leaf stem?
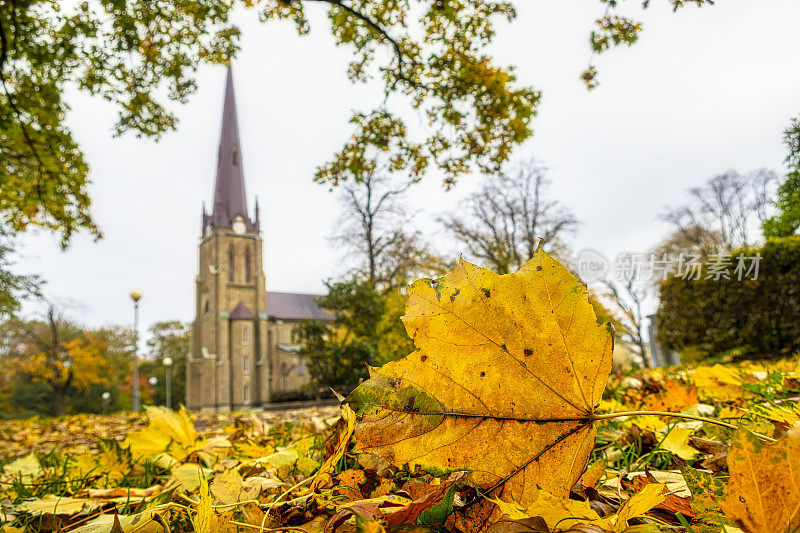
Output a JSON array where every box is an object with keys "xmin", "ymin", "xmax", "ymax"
[{"xmin": 592, "ymin": 410, "xmax": 776, "ymax": 443}]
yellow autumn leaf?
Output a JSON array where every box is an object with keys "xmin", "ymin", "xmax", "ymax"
[
  {"xmin": 16, "ymin": 495, "xmax": 102, "ymax": 516},
  {"xmin": 720, "ymin": 427, "xmax": 800, "ymax": 533},
  {"xmin": 486, "ymin": 497, "xmax": 530, "ymax": 520},
  {"xmin": 69, "ymin": 510, "xmax": 165, "ymax": 533},
  {"xmin": 66, "ymin": 445, "xmax": 131, "ymax": 485},
  {"xmin": 611, "ymin": 483, "xmax": 666, "ymax": 532},
  {"xmin": 3, "ymin": 453, "xmax": 42, "ymax": 481},
  {"xmin": 495, "ymin": 489, "xmax": 611, "ymax": 531},
  {"xmin": 171, "ymin": 464, "xmax": 213, "ymax": 492},
  {"xmin": 125, "ymin": 406, "xmax": 200, "ymax": 461},
  {"xmin": 659, "ymin": 427, "xmax": 701, "ymax": 460},
  {"xmin": 489, "ymin": 484, "xmax": 664, "ymax": 533},
  {"xmin": 311, "ymin": 404, "xmax": 355, "ymax": 491},
  {"xmin": 210, "ymin": 469, "xmax": 244, "ymax": 506},
  {"xmin": 192, "ymin": 477, "xmax": 230, "ymax": 533},
  {"xmin": 347, "ymin": 252, "xmax": 614, "ymax": 509},
  {"xmin": 691, "ymin": 365, "xmax": 747, "ymax": 402}
]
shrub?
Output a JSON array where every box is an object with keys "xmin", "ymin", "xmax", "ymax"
[{"xmin": 656, "ymin": 236, "xmax": 800, "ymax": 359}]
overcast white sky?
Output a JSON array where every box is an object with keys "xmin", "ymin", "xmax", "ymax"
[{"xmin": 14, "ymin": 0, "xmax": 800, "ymax": 331}]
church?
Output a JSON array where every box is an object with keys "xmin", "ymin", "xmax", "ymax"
[{"xmin": 186, "ymin": 67, "xmax": 333, "ymax": 413}]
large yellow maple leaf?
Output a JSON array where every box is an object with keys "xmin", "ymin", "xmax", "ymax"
[{"xmin": 346, "ymin": 251, "xmax": 614, "ymax": 511}]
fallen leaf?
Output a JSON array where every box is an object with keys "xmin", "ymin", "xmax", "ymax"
[
  {"xmin": 687, "ymin": 436, "xmax": 728, "ymax": 456},
  {"xmin": 16, "ymin": 494, "xmax": 102, "ymax": 517},
  {"xmin": 67, "ymin": 445, "xmax": 131, "ymax": 485},
  {"xmin": 69, "ymin": 510, "xmax": 165, "ymax": 533},
  {"xmin": 416, "ymin": 482, "xmax": 459, "ymax": 526},
  {"xmin": 643, "ymin": 380, "xmax": 699, "ymax": 412},
  {"xmin": 691, "ymin": 366, "xmax": 747, "ymax": 402},
  {"xmin": 659, "ymin": 427, "xmax": 701, "ymax": 460},
  {"xmin": 76, "ymin": 486, "xmax": 162, "ymax": 500},
  {"xmin": 682, "ymin": 466, "xmax": 727, "ymax": 533},
  {"xmin": 170, "ymin": 464, "xmax": 213, "ymax": 492},
  {"xmin": 580, "ymin": 461, "xmax": 606, "ymax": 489},
  {"xmin": 484, "ymin": 517, "xmax": 548, "ymax": 533},
  {"xmin": 749, "ymin": 403, "xmax": 800, "ymax": 427},
  {"xmin": 347, "ymin": 253, "xmax": 614, "ymax": 515},
  {"xmin": 242, "ymin": 473, "xmax": 285, "ymax": 495},
  {"xmin": 125, "ymin": 406, "xmax": 200, "ymax": 461},
  {"xmin": 192, "ymin": 477, "xmax": 229, "ymax": 533},
  {"xmin": 491, "ymin": 489, "xmax": 611, "ymax": 532},
  {"xmin": 611, "ymin": 484, "xmax": 666, "ymax": 532},
  {"xmin": 3, "ymin": 453, "xmax": 41, "ymax": 481},
  {"xmin": 210, "ymin": 469, "xmax": 246, "ymax": 505},
  {"xmin": 312, "ymin": 404, "xmax": 355, "ymax": 491},
  {"xmin": 329, "ymin": 468, "xmax": 368, "ymax": 503},
  {"xmin": 627, "ymin": 476, "xmax": 693, "ymax": 518},
  {"xmin": 720, "ymin": 427, "xmax": 800, "ymax": 533},
  {"xmin": 327, "ymin": 473, "xmax": 464, "ymax": 530},
  {"xmin": 326, "ymin": 494, "xmax": 411, "ymax": 532}
]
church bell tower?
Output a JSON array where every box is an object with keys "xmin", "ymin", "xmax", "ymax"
[{"xmin": 187, "ymin": 66, "xmax": 270, "ymax": 412}]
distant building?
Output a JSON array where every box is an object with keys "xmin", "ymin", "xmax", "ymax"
[
  {"xmin": 186, "ymin": 67, "xmax": 333, "ymax": 413},
  {"xmin": 647, "ymin": 314, "xmax": 680, "ymax": 367}
]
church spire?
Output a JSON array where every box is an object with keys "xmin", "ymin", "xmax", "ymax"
[{"xmin": 210, "ymin": 65, "xmax": 252, "ymax": 230}]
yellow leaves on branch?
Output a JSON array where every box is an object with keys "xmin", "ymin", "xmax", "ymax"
[
  {"xmin": 346, "ymin": 251, "xmax": 614, "ymax": 516},
  {"xmin": 20, "ymin": 333, "xmax": 110, "ymax": 392},
  {"xmin": 721, "ymin": 426, "xmax": 800, "ymax": 533}
]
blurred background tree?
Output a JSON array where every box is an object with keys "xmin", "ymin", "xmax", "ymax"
[
  {"xmin": 334, "ymin": 169, "xmax": 450, "ymax": 294},
  {"xmin": 297, "ymin": 277, "xmax": 412, "ymax": 391},
  {"xmin": 660, "ymin": 169, "xmax": 776, "ymax": 253},
  {"xmin": 764, "ymin": 117, "xmax": 800, "ymax": 238},
  {"xmin": 0, "ymin": 306, "xmax": 111, "ymax": 416},
  {"xmin": 440, "ymin": 160, "xmax": 580, "ymax": 272},
  {"xmin": 140, "ymin": 321, "xmax": 189, "ymax": 408}
]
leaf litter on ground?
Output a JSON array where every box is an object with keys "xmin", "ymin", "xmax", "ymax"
[{"xmin": 0, "ymin": 251, "xmax": 799, "ymax": 533}]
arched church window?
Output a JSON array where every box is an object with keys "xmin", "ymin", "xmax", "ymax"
[
  {"xmin": 232, "ymin": 146, "xmax": 239, "ymax": 165},
  {"xmin": 245, "ymin": 247, "xmax": 252, "ymax": 283},
  {"xmin": 243, "ymin": 354, "xmax": 249, "ymax": 374},
  {"xmin": 242, "ymin": 325, "xmax": 249, "ymax": 345},
  {"xmin": 243, "ymin": 384, "xmax": 250, "ymax": 404},
  {"xmin": 228, "ymin": 245, "xmax": 235, "ymax": 282}
]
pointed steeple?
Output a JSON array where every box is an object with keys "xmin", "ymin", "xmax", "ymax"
[{"xmin": 210, "ymin": 66, "xmax": 252, "ymax": 230}]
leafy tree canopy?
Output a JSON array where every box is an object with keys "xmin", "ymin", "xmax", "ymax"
[
  {"xmin": 0, "ymin": 230, "xmax": 40, "ymax": 320},
  {"xmin": 764, "ymin": 117, "xmax": 800, "ymax": 238},
  {"xmin": 297, "ymin": 277, "xmax": 413, "ymax": 390},
  {"xmin": 0, "ymin": 0, "xmax": 541, "ymax": 247}
]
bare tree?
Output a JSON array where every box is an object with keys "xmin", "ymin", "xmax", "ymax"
[
  {"xmin": 661, "ymin": 169, "xmax": 777, "ymax": 252},
  {"xmin": 601, "ymin": 274, "xmax": 650, "ymax": 368},
  {"xmin": 440, "ymin": 160, "xmax": 579, "ymax": 274},
  {"xmin": 335, "ymin": 171, "xmax": 448, "ymax": 293},
  {"xmin": 652, "ymin": 224, "xmax": 725, "ymax": 262}
]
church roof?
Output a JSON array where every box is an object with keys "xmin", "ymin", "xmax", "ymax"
[
  {"xmin": 230, "ymin": 301, "xmax": 255, "ymax": 320},
  {"xmin": 206, "ymin": 66, "xmax": 257, "ymax": 232},
  {"xmin": 268, "ymin": 292, "xmax": 334, "ymax": 322}
]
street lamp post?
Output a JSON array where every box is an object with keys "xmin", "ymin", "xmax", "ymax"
[
  {"xmin": 130, "ymin": 290, "xmax": 142, "ymax": 412},
  {"xmin": 163, "ymin": 356, "xmax": 173, "ymax": 409},
  {"xmin": 101, "ymin": 391, "xmax": 111, "ymax": 414}
]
